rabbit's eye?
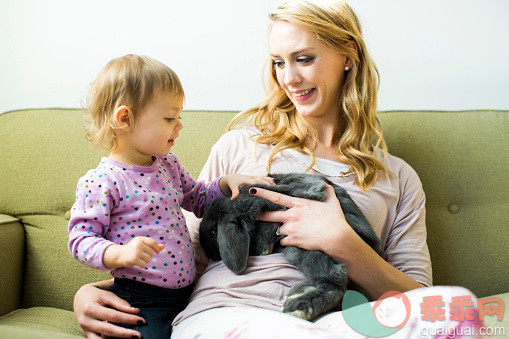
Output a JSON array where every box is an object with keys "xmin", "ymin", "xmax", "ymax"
[{"xmin": 211, "ymin": 226, "xmax": 217, "ymax": 236}]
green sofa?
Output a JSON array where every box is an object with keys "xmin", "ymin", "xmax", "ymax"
[{"xmin": 0, "ymin": 108, "xmax": 507, "ymax": 338}]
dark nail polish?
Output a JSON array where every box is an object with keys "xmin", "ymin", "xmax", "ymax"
[{"xmin": 249, "ymin": 188, "xmax": 257, "ymax": 195}]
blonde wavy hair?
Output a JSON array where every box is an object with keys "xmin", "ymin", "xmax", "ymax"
[
  {"xmin": 229, "ymin": 0, "xmax": 389, "ymax": 190},
  {"xmin": 85, "ymin": 54, "xmax": 184, "ymax": 151}
]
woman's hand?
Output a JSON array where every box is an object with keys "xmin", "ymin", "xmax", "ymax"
[
  {"xmin": 220, "ymin": 174, "xmax": 275, "ymax": 200},
  {"xmin": 73, "ymin": 280, "xmax": 144, "ymax": 338},
  {"xmin": 250, "ymin": 184, "xmax": 356, "ymax": 257},
  {"xmin": 249, "ymin": 185, "xmax": 425, "ymax": 300}
]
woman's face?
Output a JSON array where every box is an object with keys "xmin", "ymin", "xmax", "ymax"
[{"xmin": 270, "ymin": 20, "xmax": 348, "ymax": 124}]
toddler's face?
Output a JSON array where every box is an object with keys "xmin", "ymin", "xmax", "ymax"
[{"xmin": 128, "ymin": 91, "xmax": 183, "ymax": 160}]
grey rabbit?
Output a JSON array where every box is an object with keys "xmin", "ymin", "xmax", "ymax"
[{"xmin": 199, "ymin": 173, "xmax": 382, "ymax": 321}]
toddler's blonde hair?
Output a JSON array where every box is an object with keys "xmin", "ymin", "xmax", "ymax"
[{"xmin": 85, "ymin": 54, "xmax": 184, "ymax": 151}]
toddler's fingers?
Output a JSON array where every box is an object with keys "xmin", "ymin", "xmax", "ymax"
[
  {"xmin": 141, "ymin": 237, "xmax": 163, "ymax": 254},
  {"xmin": 230, "ymin": 187, "xmax": 240, "ymax": 201},
  {"xmin": 133, "ymin": 257, "xmax": 149, "ymax": 269},
  {"xmin": 249, "ymin": 176, "xmax": 274, "ymax": 186},
  {"xmin": 263, "ymin": 176, "xmax": 276, "ymax": 185},
  {"xmin": 139, "ymin": 251, "xmax": 153, "ymax": 264}
]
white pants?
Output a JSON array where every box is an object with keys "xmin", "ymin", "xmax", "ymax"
[{"xmin": 171, "ymin": 286, "xmax": 487, "ymax": 339}]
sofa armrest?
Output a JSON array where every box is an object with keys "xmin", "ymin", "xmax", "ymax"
[{"xmin": 0, "ymin": 215, "xmax": 25, "ymax": 317}]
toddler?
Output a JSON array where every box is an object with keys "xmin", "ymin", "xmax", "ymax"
[{"xmin": 68, "ymin": 54, "xmax": 272, "ymax": 338}]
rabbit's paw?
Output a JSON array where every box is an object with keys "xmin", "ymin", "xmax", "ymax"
[
  {"xmin": 283, "ymin": 281, "xmax": 343, "ymax": 321},
  {"xmin": 283, "ymin": 284, "xmax": 322, "ymax": 321}
]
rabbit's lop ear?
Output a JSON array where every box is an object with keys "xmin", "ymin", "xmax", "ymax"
[{"xmin": 217, "ymin": 220, "xmax": 250, "ymax": 274}]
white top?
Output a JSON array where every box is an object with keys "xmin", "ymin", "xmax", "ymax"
[{"xmin": 285, "ymin": 148, "xmax": 351, "ymax": 176}]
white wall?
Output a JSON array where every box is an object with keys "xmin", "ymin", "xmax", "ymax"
[{"xmin": 1, "ymin": 0, "xmax": 508, "ymax": 114}]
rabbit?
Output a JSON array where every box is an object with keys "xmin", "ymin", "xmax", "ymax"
[{"xmin": 199, "ymin": 173, "xmax": 383, "ymax": 321}]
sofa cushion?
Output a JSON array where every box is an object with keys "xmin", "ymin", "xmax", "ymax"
[
  {"xmin": 0, "ymin": 215, "xmax": 24, "ymax": 316},
  {"xmin": 0, "ymin": 307, "xmax": 83, "ymax": 338},
  {"xmin": 21, "ymin": 214, "xmax": 110, "ymax": 310}
]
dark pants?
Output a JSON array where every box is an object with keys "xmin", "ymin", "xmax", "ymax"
[{"xmin": 108, "ymin": 278, "xmax": 194, "ymax": 339}]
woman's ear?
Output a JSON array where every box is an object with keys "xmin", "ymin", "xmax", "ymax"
[
  {"xmin": 345, "ymin": 40, "xmax": 358, "ymax": 69},
  {"xmin": 113, "ymin": 106, "xmax": 133, "ymax": 131}
]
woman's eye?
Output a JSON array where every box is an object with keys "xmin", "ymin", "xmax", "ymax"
[
  {"xmin": 297, "ymin": 56, "xmax": 314, "ymax": 64},
  {"xmin": 272, "ymin": 60, "xmax": 285, "ymax": 68}
]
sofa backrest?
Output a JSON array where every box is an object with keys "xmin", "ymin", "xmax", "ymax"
[
  {"xmin": 0, "ymin": 109, "xmax": 507, "ymax": 311},
  {"xmin": 379, "ymin": 110, "xmax": 508, "ymax": 298}
]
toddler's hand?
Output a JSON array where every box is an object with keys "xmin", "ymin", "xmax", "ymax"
[
  {"xmin": 103, "ymin": 236, "xmax": 165, "ymax": 269},
  {"xmin": 220, "ymin": 174, "xmax": 275, "ymax": 200}
]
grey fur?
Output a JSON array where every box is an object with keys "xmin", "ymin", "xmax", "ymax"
[{"xmin": 199, "ymin": 173, "xmax": 382, "ymax": 321}]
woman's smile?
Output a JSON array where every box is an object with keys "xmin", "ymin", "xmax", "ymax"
[{"xmin": 292, "ymin": 88, "xmax": 316, "ymax": 102}]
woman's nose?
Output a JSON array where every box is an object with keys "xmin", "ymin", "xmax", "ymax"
[
  {"xmin": 176, "ymin": 120, "xmax": 183, "ymax": 131},
  {"xmin": 283, "ymin": 64, "xmax": 301, "ymax": 87}
]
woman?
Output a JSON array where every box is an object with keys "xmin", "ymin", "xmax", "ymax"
[{"xmin": 74, "ymin": 1, "xmax": 480, "ymax": 338}]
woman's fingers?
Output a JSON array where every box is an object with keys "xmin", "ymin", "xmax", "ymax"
[
  {"xmin": 74, "ymin": 283, "xmax": 144, "ymax": 338},
  {"xmin": 83, "ymin": 330, "xmax": 102, "ymax": 339},
  {"xmin": 228, "ymin": 175, "xmax": 273, "ymax": 201},
  {"xmin": 98, "ymin": 292, "xmax": 140, "ymax": 315},
  {"xmin": 249, "ymin": 187, "xmax": 297, "ymax": 208},
  {"xmin": 84, "ymin": 319, "xmax": 139, "ymax": 338},
  {"xmin": 252, "ymin": 184, "xmax": 349, "ymax": 253},
  {"xmin": 79, "ymin": 304, "xmax": 142, "ymax": 338},
  {"xmin": 90, "ymin": 300, "xmax": 142, "ymax": 337},
  {"xmin": 258, "ymin": 210, "xmax": 289, "ymax": 223},
  {"xmin": 91, "ymin": 298, "xmax": 140, "ymax": 324}
]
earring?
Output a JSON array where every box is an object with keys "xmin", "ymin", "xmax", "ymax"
[{"xmin": 344, "ymin": 66, "xmax": 349, "ymax": 71}]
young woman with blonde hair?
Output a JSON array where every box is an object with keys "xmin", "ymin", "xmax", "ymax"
[{"xmin": 73, "ymin": 2, "xmax": 481, "ymax": 338}]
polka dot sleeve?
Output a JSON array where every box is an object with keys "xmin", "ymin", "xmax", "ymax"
[
  {"xmin": 166, "ymin": 154, "xmax": 223, "ymax": 218},
  {"xmin": 68, "ymin": 168, "xmax": 120, "ymax": 270}
]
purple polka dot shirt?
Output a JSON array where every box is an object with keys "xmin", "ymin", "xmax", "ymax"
[{"xmin": 68, "ymin": 154, "xmax": 223, "ymax": 288}]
